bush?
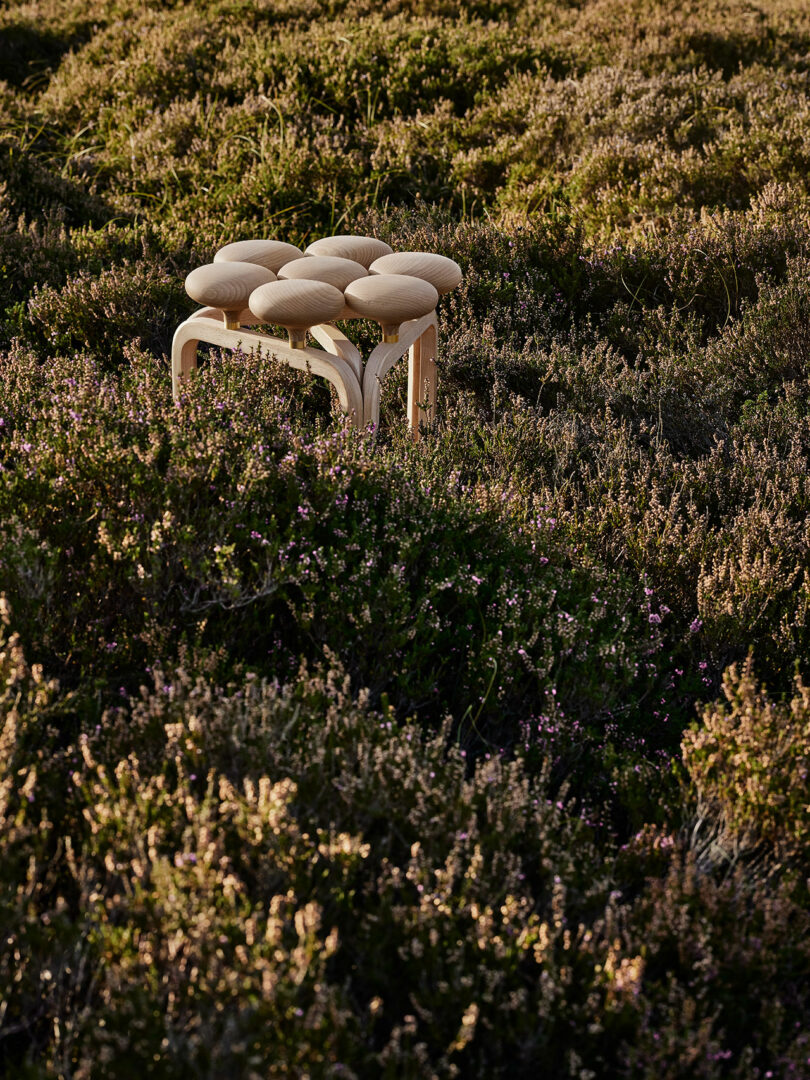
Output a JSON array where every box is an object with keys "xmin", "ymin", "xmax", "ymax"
[
  {"xmin": 3, "ymin": 636, "xmax": 809, "ymax": 1077},
  {"xmin": 4, "ymin": 0, "xmax": 810, "ymax": 1072},
  {"xmin": 0, "ymin": 345, "xmax": 667, "ymax": 758},
  {"xmin": 683, "ymin": 660, "xmax": 810, "ymax": 875},
  {"xmin": 24, "ymin": 261, "xmax": 189, "ymax": 364}
]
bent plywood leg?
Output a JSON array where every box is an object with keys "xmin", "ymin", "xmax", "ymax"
[
  {"xmin": 172, "ymin": 321, "xmax": 202, "ymax": 399},
  {"xmin": 308, "ymin": 323, "xmax": 363, "ymax": 385},
  {"xmin": 172, "ymin": 317, "xmax": 363, "ymax": 425},
  {"xmin": 407, "ymin": 315, "xmax": 438, "ymax": 437},
  {"xmin": 407, "ymin": 332, "xmax": 421, "ymax": 433},
  {"xmin": 362, "ymin": 311, "xmax": 436, "ymax": 429},
  {"xmin": 417, "ymin": 320, "xmax": 438, "ymax": 428}
]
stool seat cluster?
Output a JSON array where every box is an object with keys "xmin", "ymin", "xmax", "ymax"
[{"xmin": 172, "ymin": 233, "xmax": 462, "ymax": 433}]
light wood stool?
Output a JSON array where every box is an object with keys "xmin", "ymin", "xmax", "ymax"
[{"xmin": 171, "ymin": 237, "xmax": 458, "ymax": 436}]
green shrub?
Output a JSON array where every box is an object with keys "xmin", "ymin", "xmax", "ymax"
[
  {"xmin": 23, "ymin": 261, "xmax": 188, "ymax": 363},
  {"xmin": 683, "ymin": 660, "xmax": 810, "ymax": 872},
  {"xmin": 2, "ymin": 636, "xmax": 809, "ymax": 1077},
  {"xmin": 0, "ymin": 345, "xmax": 666, "ymax": 755}
]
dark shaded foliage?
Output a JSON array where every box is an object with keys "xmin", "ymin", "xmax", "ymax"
[{"xmin": 2, "ymin": 0, "xmax": 810, "ymax": 1074}]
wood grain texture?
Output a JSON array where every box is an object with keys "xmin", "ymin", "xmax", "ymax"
[
  {"xmin": 304, "ymin": 234, "xmax": 393, "ymax": 268},
  {"xmin": 369, "ymin": 251, "xmax": 462, "ymax": 294},
  {"xmin": 185, "ymin": 262, "xmax": 277, "ymax": 312},
  {"xmin": 362, "ymin": 312, "xmax": 437, "ymax": 428},
  {"xmin": 309, "ymin": 323, "xmax": 363, "ymax": 383},
  {"xmin": 278, "ymin": 255, "xmax": 368, "ymax": 291},
  {"xmin": 408, "ymin": 320, "xmax": 437, "ymax": 432},
  {"xmin": 343, "ymin": 274, "xmax": 438, "ymax": 325},
  {"xmin": 248, "ymin": 279, "xmax": 345, "ymax": 328},
  {"xmin": 214, "ymin": 239, "xmax": 305, "ymax": 273}
]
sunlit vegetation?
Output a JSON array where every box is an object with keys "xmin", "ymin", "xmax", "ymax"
[{"xmin": 2, "ymin": 0, "xmax": 810, "ymax": 1075}]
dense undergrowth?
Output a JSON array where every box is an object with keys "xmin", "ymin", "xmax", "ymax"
[{"xmin": 1, "ymin": 0, "xmax": 810, "ymax": 1075}]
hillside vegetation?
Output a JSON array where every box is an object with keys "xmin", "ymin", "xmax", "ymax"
[{"xmin": 2, "ymin": 0, "xmax": 810, "ymax": 1075}]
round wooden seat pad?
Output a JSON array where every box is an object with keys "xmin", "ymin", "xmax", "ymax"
[
  {"xmin": 248, "ymin": 279, "xmax": 346, "ymax": 329},
  {"xmin": 185, "ymin": 262, "xmax": 278, "ymax": 318},
  {"xmin": 305, "ymin": 234, "xmax": 394, "ymax": 269},
  {"xmin": 214, "ymin": 239, "xmax": 306, "ymax": 274},
  {"xmin": 278, "ymin": 255, "xmax": 368, "ymax": 291},
  {"xmin": 343, "ymin": 274, "xmax": 439, "ymax": 323},
  {"xmin": 369, "ymin": 251, "xmax": 462, "ymax": 294}
]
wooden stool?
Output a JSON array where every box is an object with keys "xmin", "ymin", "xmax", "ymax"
[{"xmin": 171, "ymin": 237, "xmax": 458, "ymax": 436}]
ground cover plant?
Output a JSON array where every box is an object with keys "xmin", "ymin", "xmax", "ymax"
[{"xmin": 2, "ymin": 0, "xmax": 810, "ymax": 1075}]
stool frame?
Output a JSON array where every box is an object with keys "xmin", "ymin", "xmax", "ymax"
[{"xmin": 171, "ymin": 307, "xmax": 438, "ymax": 435}]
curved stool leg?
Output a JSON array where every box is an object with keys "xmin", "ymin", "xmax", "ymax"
[
  {"xmin": 172, "ymin": 321, "xmax": 201, "ymax": 399},
  {"xmin": 362, "ymin": 311, "xmax": 437, "ymax": 431},
  {"xmin": 172, "ymin": 316, "xmax": 363, "ymax": 426},
  {"xmin": 407, "ymin": 332, "xmax": 421, "ymax": 431},
  {"xmin": 420, "ymin": 320, "xmax": 438, "ymax": 425},
  {"xmin": 407, "ymin": 319, "xmax": 437, "ymax": 435},
  {"xmin": 308, "ymin": 323, "xmax": 363, "ymax": 385}
]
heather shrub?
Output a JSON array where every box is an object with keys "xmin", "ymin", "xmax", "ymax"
[
  {"xmin": 23, "ymin": 260, "xmax": 188, "ymax": 363},
  {"xmin": 17, "ymin": 0, "xmax": 809, "ymax": 236},
  {"xmin": 0, "ymin": 607, "xmax": 82, "ymax": 1077},
  {"xmin": 0, "ymin": 215, "xmax": 184, "ymax": 324},
  {"xmin": 361, "ymin": 192, "xmax": 810, "ymax": 433},
  {"xmin": 0, "ymin": 346, "xmax": 665, "ymax": 750},
  {"xmin": 0, "ymin": 627, "xmax": 351, "ymax": 1078},
  {"xmin": 453, "ymin": 60, "xmax": 810, "ymax": 228},
  {"xmin": 3, "ymin": 636, "xmax": 810, "ymax": 1077},
  {"xmin": 5, "ymin": 0, "xmax": 810, "ymax": 1071},
  {"xmin": 357, "ymin": 206, "xmax": 810, "ymax": 693},
  {"xmin": 0, "ymin": 139, "xmax": 109, "ymax": 230},
  {"xmin": 683, "ymin": 661, "xmax": 810, "ymax": 873},
  {"xmin": 0, "ymin": 208, "xmax": 76, "ymax": 316},
  {"xmin": 389, "ymin": 383, "xmax": 810, "ymax": 708},
  {"xmin": 702, "ymin": 253, "xmax": 810, "ymax": 394},
  {"xmin": 68, "ymin": 664, "xmax": 613, "ymax": 1078},
  {"xmin": 618, "ymin": 844, "xmax": 810, "ymax": 1079}
]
